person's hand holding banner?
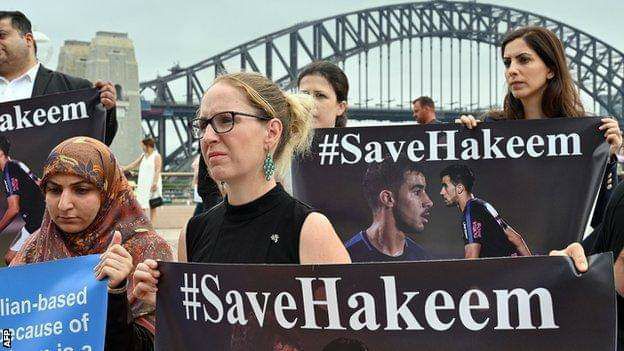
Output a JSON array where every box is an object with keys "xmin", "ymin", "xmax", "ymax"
[
  {"xmin": 454, "ymin": 114, "xmax": 480, "ymax": 129},
  {"xmin": 95, "ymin": 231, "xmax": 133, "ymax": 289},
  {"xmin": 133, "ymin": 258, "xmax": 160, "ymax": 307},
  {"xmin": 549, "ymin": 242, "xmax": 588, "ymax": 272},
  {"xmin": 613, "ymin": 247, "xmax": 624, "ymax": 296},
  {"xmin": 598, "ymin": 117, "xmax": 623, "ymax": 156},
  {"xmin": 94, "ymin": 80, "xmax": 117, "ymax": 110}
]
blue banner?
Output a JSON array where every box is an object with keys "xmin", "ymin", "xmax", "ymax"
[{"xmin": 0, "ymin": 255, "xmax": 107, "ymax": 351}]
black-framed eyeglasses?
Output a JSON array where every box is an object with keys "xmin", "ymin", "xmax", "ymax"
[{"xmin": 191, "ymin": 111, "xmax": 272, "ymax": 139}]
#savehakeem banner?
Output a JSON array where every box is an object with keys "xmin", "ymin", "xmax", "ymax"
[
  {"xmin": 155, "ymin": 254, "xmax": 616, "ymax": 350},
  {"xmin": 0, "ymin": 255, "xmax": 108, "ymax": 351},
  {"xmin": 292, "ymin": 118, "xmax": 609, "ymax": 261},
  {"xmin": 0, "ymin": 88, "xmax": 106, "ymax": 177}
]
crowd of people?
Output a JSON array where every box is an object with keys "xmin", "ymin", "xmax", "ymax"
[{"xmin": 1, "ymin": 10, "xmax": 623, "ymax": 350}]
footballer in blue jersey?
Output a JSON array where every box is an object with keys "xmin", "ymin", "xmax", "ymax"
[
  {"xmin": 439, "ymin": 164, "xmax": 531, "ymax": 258},
  {"xmin": 345, "ymin": 155, "xmax": 433, "ymax": 262},
  {"xmin": 0, "ymin": 136, "xmax": 45, "ymax": 264}
]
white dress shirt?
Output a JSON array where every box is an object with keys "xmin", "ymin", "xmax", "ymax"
[{"xmin": 0, "ymin": 62, "xmax": 41, "ymax": 103}]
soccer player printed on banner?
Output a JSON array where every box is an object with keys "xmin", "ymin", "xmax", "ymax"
[
  {"xmin": 0, "ymin": 135, "xmax": 44, "ymax": 265},
  {"xmin": 345, "ymin": 155, "xmax": 433, "ymax": 262},
  {"xmin": 322, "ymin": 337, "xmax": 369, "ymax": 351},
  {"xmin": 439, "ymin": 164, "xmax": 531, "ymax": 259}
]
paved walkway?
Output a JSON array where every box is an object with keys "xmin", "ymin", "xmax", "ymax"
[{"xmin": 152, "ymin": 205, "xmax": 196, "ymax": 260}]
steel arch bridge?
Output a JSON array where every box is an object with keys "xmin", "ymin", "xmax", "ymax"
[{"xmin": 140, "ymin": 0, "xmax": 624, "ymax": 169}]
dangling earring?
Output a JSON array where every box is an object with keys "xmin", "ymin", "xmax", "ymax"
[{"xmin": 263, "ymin": 152, "xmax": 275, "ymax": 181}]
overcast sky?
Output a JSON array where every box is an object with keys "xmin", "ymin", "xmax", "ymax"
[{"xmin": 5, "ymin": 0, "xmax": 623, "ymax": 84}]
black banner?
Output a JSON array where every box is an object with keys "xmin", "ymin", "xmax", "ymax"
[
  {"xmin": 292, "ymin": 119, "xmax": 609, "ymax": 260},
  {"xmin": 0, "ymin": 88, "xmax": 106, "ymax": 176},
  {"xmin": 155, "ymin": 254, "xmax": 616, "ymax": 350},
  {"xmin": 0, "ymin": 89, "xmax": 106, "ymax": 263}
]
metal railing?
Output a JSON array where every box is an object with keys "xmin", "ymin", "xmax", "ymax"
[{"xmin": 126, "ymin": 172, "xmax": 195, "ymax": 204}]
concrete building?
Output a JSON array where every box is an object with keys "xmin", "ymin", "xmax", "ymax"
[
  {"xmin": 57, "ymin": 40, "xmax": 90, "ymax": 78},
  {"xmin": 57, "ymin": 32, "xmax": 143, "ymax": 165}
]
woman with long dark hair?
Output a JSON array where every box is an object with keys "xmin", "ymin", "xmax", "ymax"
[
  {"xmin": 458, "ymin": 25, "xmax": 623, "ymax": 349},
  {"xmin": 457, "ymin": 26, "xmax": 621, "ymax": 223},
  {"xmin": 457, "ymin": 26, "xmax": 621, "ymax": 150}
]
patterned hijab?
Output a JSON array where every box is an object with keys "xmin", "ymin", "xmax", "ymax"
[{"xmin": 11, "ymin": 136, "xmax": 172, "ymax": 332}]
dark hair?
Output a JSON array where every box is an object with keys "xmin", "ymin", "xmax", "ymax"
[
  {"xmin": 412, "ymin": 96, "xmax": 435, "ymax": 110},
  {"xmin": 0, "ymin": 11, "xmax": 32, "ymax": 35},
  {"xmin": 297, "ymin": 61, "xmax": 349, "ymax": 127},
  {"xmin": 363, "ymin": 155, "xmax": 423, "ymax": 211},
  {"xmin": 494, "ymin": 26, "xmax": 584, "ymax": 119},
  {"xmin": 0, "ymin": 11, "xmax": 36, "ymax": 53},
  {"xmin": 323, "ymin": 337, "xmax": 369, "ymax": 351},
  {"xmin": 440, "ymin": 164, "xmax": 475, "ymax": 192},
  {"xmin": 141, "ymin": 137, "xmax": 156, "ymax": 148},
  {"xmin": 0, "ymin": 136, "xmax": 10, "ymax": 156}
]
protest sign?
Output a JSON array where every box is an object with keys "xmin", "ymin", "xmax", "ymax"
[
  {"xmin": 0, "ymin": 255, "xmax": 108, "ymax": 351},
  {"xmin": 0, "ymin": 88, "xmax": 106, "ymax": 177},
  {"xmin": 292, "ymin": 119, "xmax": 609, "ymax": 261},
  {"xmin": 156, "ymin": 254, "xmax": 616, "ymax": 350}
]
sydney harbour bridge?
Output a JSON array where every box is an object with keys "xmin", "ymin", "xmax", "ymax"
[{"xmin": 138, "ymin": 1, "xmax": 624, "ymax": 170}]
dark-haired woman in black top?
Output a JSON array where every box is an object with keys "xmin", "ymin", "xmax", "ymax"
[{"xmin": 456, "ymin": 26, "xmax": 622, "ymax": 226}]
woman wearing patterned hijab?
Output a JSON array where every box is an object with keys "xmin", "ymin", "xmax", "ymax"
[{"xmin": 11, "ymin": 136, "xmax": 172, "ymax": 351}]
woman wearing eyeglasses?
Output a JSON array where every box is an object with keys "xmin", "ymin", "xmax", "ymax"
[{"xmin": 133, "ymin": 71, "xmax": 350, "ymax": 306}]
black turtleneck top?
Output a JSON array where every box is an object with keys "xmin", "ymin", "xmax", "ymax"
[{"xmin": 185, "ymin": 184, "xmax": 314, "ymax": 264}]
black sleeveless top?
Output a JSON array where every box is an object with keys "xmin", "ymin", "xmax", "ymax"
[{"xmin": 186, "ymin": 184, "xmax": 314, "ymax": 264}]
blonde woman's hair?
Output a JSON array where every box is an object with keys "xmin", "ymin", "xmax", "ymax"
[{"xmin": 214, "ymin": 72, "xmax": 314, "ymax": 177}]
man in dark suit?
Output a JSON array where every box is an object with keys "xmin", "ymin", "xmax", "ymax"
[
  {"xmin": 0, "ymin": 11, "xmax": 118, "ymax": 263},
  {"xmin": 0, "ymin": 11, "xmax": 117, "ymax": 145}
]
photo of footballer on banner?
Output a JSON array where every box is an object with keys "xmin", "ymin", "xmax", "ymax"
[
  {"xmin": 439, "ymin": 164, "xmax": 532, "ymax": 259},
  {"xmin": 292, "ymin": 118, "xmax": 610, "ymax": 261},
  {"xmin": 0, "ymin": 89, "xmax": 106, "ymax": 266}
]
